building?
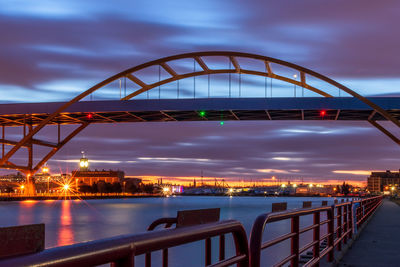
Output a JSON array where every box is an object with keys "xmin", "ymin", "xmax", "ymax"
[
  {"xmin": 71, "ymin": 153, "xmax": 124, "ymax": 186},
  {"xmin": 367, "ymin": 170, "xmax": 400, "ymax": 193},
  {"xmin": 295, "ymin": 184, "xmax": 335, "ymax": 196},
  {"xmin": 0, "ymin": 172, "xmax": 25, "ymax": 183},
  {"xmin": 72, "ymin": 170, "xmax": 125, "ymax": 185}
]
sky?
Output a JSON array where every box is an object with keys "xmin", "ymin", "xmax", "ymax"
[{"xmin": 2, "ymin": 0, "xmax": 400, "ymax": 185}]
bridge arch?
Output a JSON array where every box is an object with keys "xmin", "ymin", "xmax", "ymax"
[{"xmin": 1, "ymin": 51, "xmax": 399, "ymax": 177}]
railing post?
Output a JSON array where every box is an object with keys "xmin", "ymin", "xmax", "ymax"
[
  {"xmin": 219, "ymin": 234, "xmax": 225, "ymax": 261},
  {"xmin": 205, "ymin": 237, "xmax": 211, "ymax": 266},
  {"xmin": 337, "ymin": 206, "xmax": 342, "ymax": 251},
  {"xmin": 145, "ymin": 253, "xmax": 151, "ymax": 267},
  {"xmin": 343, "ymin": 204, "xmax": 348, "ymax": 244},
  {"xmin": 327, "ymin": 205, "xmax": 335, "ymax": 262},
  {"xmin": 111, "ymin": 252, "xmax": 135, "ymax": 267},
  {"xmin": 290, "ymin": 216, "xmax": 299, "ymax": 267},
  {"xmin": 313, "ymin": 211, "xmax": 320, "ymax": 267},
  {"xmin": 349, "ymin": 202, "xmax": 353, "ymax": 239},
  {"xmin": 162, "ymin": 249, "xmax": 168, "ymax": 267}
]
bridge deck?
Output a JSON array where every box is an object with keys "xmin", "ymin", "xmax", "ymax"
[
  {"xmin": 0, "ymin": 97, "xmax": 400, "ymax": 126},
  {"xmin": 339, "ymin": 199, "xmax": 400, "ymax": 267}
]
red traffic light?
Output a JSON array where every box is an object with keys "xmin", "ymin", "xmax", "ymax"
[
  {"xmin": 320, "ymin": 110, "xmax": 326, "ymax": 117},
  {"xmin": 87, "ymin": 113, "xmax": 93, "ymax": 119}
]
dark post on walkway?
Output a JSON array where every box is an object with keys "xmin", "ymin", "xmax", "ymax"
[
  {"xmin": 0, "ymin": 224, "xmax": 44, "ymax": 259},
  {"xmin": 272, "ymin": 202, "xmax": 287, "ymax": 212}
]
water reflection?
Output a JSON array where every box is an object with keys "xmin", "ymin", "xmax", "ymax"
[
  {"xmin": 58, "ymin": 201, "xmax": 74, "ymax": 246},
  {"xmin": 18, "ymin": 200, "xmax": 37, "ymax": 225}
]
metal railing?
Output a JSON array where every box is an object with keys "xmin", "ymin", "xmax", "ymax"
[
  {"xmin": 145, "ymin": 208, "xmax": 223, "ymax": 267},
  {"xmin": 249, "ymin": 196, "xmax": 383, "ymax": 267},
  {"xmin": 354, "ymin": 196, "xmax": 382, "ymax": 228},
  {"xmin": 0, "ymin": 196, "xmax": 382, "ymax": 267},
  {"xmin": 0, "ymin": 220, "xmax": 249, "ymax": 267},
  {"xmin": 249, "ymin": 205, "xmax": 334, "ymax": 267}
]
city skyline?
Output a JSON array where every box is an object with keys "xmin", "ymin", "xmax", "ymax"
[{"xmin": 1, "ymin": 1, "xmax": 400, "ymax": 183}]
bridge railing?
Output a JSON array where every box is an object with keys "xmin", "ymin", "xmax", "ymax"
[
  {"xmin": 145, "ymin": 208, "xmax": 222, "ymax": 267},
  {"xmin": 354, "ymin": 195, "xmax": 383, "ymax": 229},
  {"xmin": 249, "ymin": 205, "xmax": 335, "ymax": 267},
  {"xmin": 0, "ymin": 219, "xmax": 249, "ymax": 267},
  {"xmin": 249, "ymin": 196, "xmax": 383, "ymax": 267}
]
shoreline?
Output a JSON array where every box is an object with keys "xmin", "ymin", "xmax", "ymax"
[
  {"xmin": 0, "ymin": 194, "xmax": 162, "ymax": 201},
  {"xmin": 0, "ymin": 194, "xmax": 353, "ymax": 202}
]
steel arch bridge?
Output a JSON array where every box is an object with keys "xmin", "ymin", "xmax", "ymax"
[{"xmin": 1, "ymin": 51, "xmax": 400, "ymax": 180}]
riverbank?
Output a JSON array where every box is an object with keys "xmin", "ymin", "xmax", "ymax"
[{"xmin": 0, "ymin": 194, "xmax": 162, "ymax": 201}]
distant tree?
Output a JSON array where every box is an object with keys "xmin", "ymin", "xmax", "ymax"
[
  {"xmin": 125, "ymin": 181, "xmax": 139, "ymax": 193},
  {"xmin": 97, "ymin": 180, "xmax": 107, "ymax": 194},
  {"xmin": 341, "ymin": 182, "xmax": 351, "ymax": 196},
  {"xmin": 336, "ymin": 185, "xmax": 341, "ymax": 192},
  {"xmin": 91, "ymin": 182, "xmax": 98, "ymax": 193},
  {"xmin": 111, "ymin": 182, "xmax": 122, "ymax": 193},
  {"xmin": 79, "ymin": 185, "xmax": 92, "ymax": 193},
  {"xmin": 141, "ymin": 184, "xmax": 155, "ymax": 194}
]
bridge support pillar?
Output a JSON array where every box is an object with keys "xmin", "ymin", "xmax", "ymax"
[{"xmin": 24, "ymin": 172, "xmax": 36, "ymax": 195}]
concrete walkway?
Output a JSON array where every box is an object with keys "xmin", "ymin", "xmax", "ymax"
[{"xmin": 338, "ymin": 199, "xmax": 400, "ymax": 267}]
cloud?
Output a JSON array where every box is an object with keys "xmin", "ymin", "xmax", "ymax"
[
  {"xmin": 272, "ymin": 157, "xmax": 305, "ymax": 162},
  {"xmin": 332, "ymin": 170, "xmax": 373, "ymax": 176},
  {"xmin": 256, "ymin": 169, "xmax": 291, "ymax": 174}
]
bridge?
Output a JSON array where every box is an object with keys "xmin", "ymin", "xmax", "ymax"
[{"xmin": 1, "ymin": 51, "xmax": 400, "ymax": 192}]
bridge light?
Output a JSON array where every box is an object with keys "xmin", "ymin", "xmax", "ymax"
[
  {"xmin": 87, "ymin": 113, "xmax": 93, "ymax": 119},
  {"xmin": 199, "ymin": 111, "xmax": 206, "ymax": 117},
  {"xmin": 42, "ymin": 166, "xmax": 49, "ymax": 174},
  {"xmin": 320, "ymin": 110, "xmax": 326, "ymax": 117}
]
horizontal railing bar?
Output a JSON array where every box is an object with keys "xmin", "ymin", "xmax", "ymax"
[
  {"xmin": 0, "ymin": 220, "xmax": 248, "ymax": 267},
  {"xmin": 299, "ymin": 240, "xmax": 319, "ymax": 254},
  {"xmin": 273, "ymin": 253, "xmax": 296, "ymax": 267},
  {"xmin": 134, "ymin": 221, "xmax": 246, "ymax": 255},
  {"xmin": 147, "ymin": 217, "xmax": 177, "ymax": 230},
  {"xmin": 208, "ymin": 254, "xmax": 247, "ymax": 267},
  {"xmin": 319, "ymin": 219, "xmax": 330, "ymax": 226},
  {"xmin": 261, "ymin": 232, "xmax": 296, "ymax": 249},
  {"xmin": 320, "ymin": 233, "xmax": 330, "ymax": 241},
  {"xmin": 319, "ymin": 246, "xmax": 333, "ymax": 259},
  {"xmin": 265, "ymin": 206, "xmax": 332, "ymax": 223},
  {"xmin": 334, "ymin": 202, "xmax": 352, "ymax": 207},
  {"xmin": 299, "ymin": 224, "xmax": 318, "ymax": 234}
]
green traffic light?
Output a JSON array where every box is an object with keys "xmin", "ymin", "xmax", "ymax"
[
  {"xmin": 199, "ymin": 111, "xmax": 206, "ymax": 117},
  {"xmin": 220, "ymin": 121, "xmax": 224, "ymax": 126}
]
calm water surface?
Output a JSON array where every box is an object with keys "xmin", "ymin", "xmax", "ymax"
[{"xmin": 0, "ymin": 196, "xmax": 337, "ymax": 266}]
